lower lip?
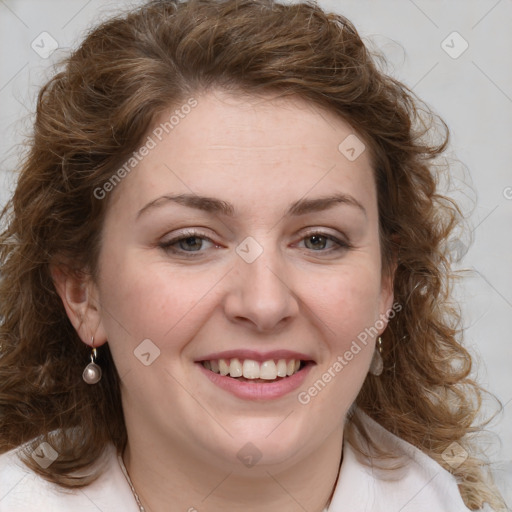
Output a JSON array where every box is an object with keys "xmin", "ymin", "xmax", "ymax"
[{"xmin": 196, "ymin": 362, "xmax": 314, "ymax": 401}]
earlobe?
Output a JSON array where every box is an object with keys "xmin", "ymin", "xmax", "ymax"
[{"xmin": 50, "ymin": 262, "xmax": 107, "ymax": 347}]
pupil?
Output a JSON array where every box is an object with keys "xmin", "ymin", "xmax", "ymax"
[
  {"xmin": 181, "ymin": 237, "xmax": 202, "ymax": 251},
  {"xmin": 306, "ymin": 235, "xmax": 326, "ymax": 250}
]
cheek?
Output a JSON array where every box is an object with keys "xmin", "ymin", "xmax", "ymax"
[
  {"xmin": 302, "ymin": 262, "xmax": 383, "ymax": 338},
  {"xmin": 96, "ymin": 251, "xmax": 220, "ymax": 349},
  {"xmin": 305, "ymin": 267, "xmax": 382, "ymax": 402}
]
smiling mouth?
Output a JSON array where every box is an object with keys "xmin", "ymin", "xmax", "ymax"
[{"xmin": 198, "ymin": 358, "xmax": 311, "ymax": 382}]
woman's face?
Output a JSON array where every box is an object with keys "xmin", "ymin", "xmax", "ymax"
[{"xmin": 91, "ymin": 90, "xmax": 394, "ymax": 470}]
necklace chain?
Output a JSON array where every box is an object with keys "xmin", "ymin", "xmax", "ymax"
[{"xmin": 118, "ymin": 454, "xmax": 146, "ymax": 512}]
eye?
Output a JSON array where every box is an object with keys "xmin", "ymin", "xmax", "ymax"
[
  {"xmin": 297, "ymin": 231, "xmax": 350, "ymax": 253},
  {"xmin": 159, "ymin": 230, "xmax": 216, "ymax": 255}
]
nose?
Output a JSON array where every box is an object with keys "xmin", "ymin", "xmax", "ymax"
[{"xmin": 223, "ymin": 245, "xmax": 299, "ymax": 333}]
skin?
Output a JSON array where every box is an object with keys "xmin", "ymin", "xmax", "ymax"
[{"xmin": 53, "ymin": 89, "xmax": 395, "ymax": 511}]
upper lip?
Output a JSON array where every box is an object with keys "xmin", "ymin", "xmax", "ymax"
[{"xmin": 195, "ymin": 349, "xmax": 316, "ymax": 363}]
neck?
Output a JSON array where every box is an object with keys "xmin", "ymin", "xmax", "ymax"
[{"xmin": 123, "ymin": 427, "xmax": 343, "ymax": 512}]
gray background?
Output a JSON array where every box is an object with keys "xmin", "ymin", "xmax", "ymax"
[{"xmin": 1, "ymin": 0, "xmax": 511, "ymax": 504}]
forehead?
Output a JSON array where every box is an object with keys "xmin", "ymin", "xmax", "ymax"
[{"xmin": 107, "ymin": 89, "xmax": 376, "ymax": 219}]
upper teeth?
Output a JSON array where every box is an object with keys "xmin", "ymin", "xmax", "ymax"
[{"xmin": 202, "ymin": 358, "xmax": 302, "ymax": 380}]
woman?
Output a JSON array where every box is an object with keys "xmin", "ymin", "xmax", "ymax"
[{"xmin": 0, "ymin": 0, "xmax": 506, "ymax": 510}]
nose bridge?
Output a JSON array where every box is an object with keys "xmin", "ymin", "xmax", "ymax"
[{"xmin": 225, "ymin": 236, "xmax": 298, "ymax": 331}]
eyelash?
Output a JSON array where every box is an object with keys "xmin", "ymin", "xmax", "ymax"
[{"xmin": 158, "ymin": 229, "xmax": 351, "ymax": 257}]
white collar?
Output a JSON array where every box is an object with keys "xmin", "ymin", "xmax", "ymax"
[{"xmin": 327, "ymin": 409, "xmax": 473, "ymax": 511}]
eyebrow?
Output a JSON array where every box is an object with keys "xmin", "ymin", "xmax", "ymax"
[{"xmin": 136, "ymin": 192, "xmax": 367, "ymax": 219}]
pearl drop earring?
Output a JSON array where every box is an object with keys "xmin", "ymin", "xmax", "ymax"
[{"xmin": 82, "ymin": 337, "xmax": 102, "ymax": 384}]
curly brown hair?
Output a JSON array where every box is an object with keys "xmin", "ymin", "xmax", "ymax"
[{"xmin": 0, "ymin": 0, "xmax": 505, "ymax": 509}]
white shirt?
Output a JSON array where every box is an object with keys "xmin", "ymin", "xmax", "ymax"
[{"xmin": 0, "ymin": 410, "xmax": 487, "ymax": 511}]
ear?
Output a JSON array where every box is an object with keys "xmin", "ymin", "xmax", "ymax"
[
  {"xmin": 379, "ymin": 267, "xmax": 395, "ymax": 317},
  {"xmin": 50, "ymin": 261, "xmax": 108, "ymax": 348},
  {"xmin": 378, "ymin": 235, "xmax": 400, "ymax": 330}
]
